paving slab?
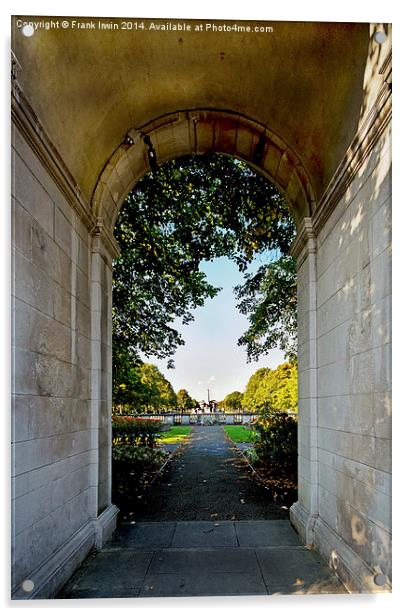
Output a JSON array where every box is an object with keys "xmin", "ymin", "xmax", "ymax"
[
  {"xmin": 148, "ymin": 547, "xmax": 258, "ymax": 574},
  {"xmin": 235, "ymin": 520, "xmax": 301, "ymax": 547},
  {"xmin": 112, "ymin": 522, "xmax": 176, "ymax": 548},
  {"xmin": 59, "ymin": 585, "xmax": 144, "ymax": 599},
  {"xmin": 160, "ymin": 443, "xmax": 180, "ymax": 454},
  {"xmin": 58, "ymin": 550, "xmax": 152, "ymax": 595},
  {"xmin": 256, "ymin": 546, "xmax": 343, "ymax": 594},
  {"xmin": 171, "ymin": 520, "xmax": 238, "ymax": 548},
  {"xmin": 139, "ymin": 572, "xmax": 267, "ymax": 597},
  {"xmin": 268, "ymin": 576, "xmax": 347, "ymax": 595},
  {"xmin": 235, "ymin": 443, "xmax": 254, "ymax": 452}
]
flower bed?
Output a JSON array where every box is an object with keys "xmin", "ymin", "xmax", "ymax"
[
  {"xmin": 112, "ymin": 444, "xmax": 168, "ymax": 522},
  {"xmin": 112, "ymin": 444, "xmax": 167, "ymax": 467},
  {"xmin": 111, "ymin": 416, "xmax": 168, "ymax": 521}
]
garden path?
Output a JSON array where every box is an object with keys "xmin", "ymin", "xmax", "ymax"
[
  {"xmin": 59, "ymin": 426, "xmax": 346, "ymax": 598},
  {"xmin": 127, "ymin": 424, "xmax": 288, "ymax": 522}
]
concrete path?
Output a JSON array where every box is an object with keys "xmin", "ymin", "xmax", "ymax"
[
  {"xmin": 58, "ymin": 520, "xmax": 345, "ymax": 598},
  {"xmin": 123, "ymin": 425, "xmax": 288, "ymax": 522},
  {"xmin": 58, "ymin": 426, "xmax": 346, "ymax": 598}
]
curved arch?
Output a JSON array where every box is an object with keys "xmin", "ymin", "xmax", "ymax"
[{"xmin": 91, "ymin": 109, "xmax": 316, "ymax": 232}]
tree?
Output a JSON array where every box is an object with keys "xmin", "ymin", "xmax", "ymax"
[
  {"xmin": 112, "ymin": 154, "xmax": 296, "ymax": 369},
  {"xmin": 242, "ymin": 361, "xmax": 298, "ymax": 414},
  {"xmin": 176, "ymin": 389, "xmax": 194, "ymax": 411},
  {"xmin": 254, "ymin": 361, "xmax": 298, "ymax": 413},
  {"xmin": 112, "ymin": 346, "xmax": 177, "ymax": 413},
  {"xmin": 139, "ymin": 364, "xmax": 177, "ymax": 412},
  {"xmin": 235, "ymin": 256, "xmax": 297, "ymax": 361},
  {"xmin": 223, "ymin": 391, "xmax": 243, "ymax": 410},
  {"xmin": 242, "ymin": 367, "xmax": 272, "ymax": 411},
  {"xmin": 269, "ymin": 361, "xmax": 298, "ymax": 411},
  {"xmin": 158, "ymin": 378, "xmax": 178, "ymax": 410},
  {"xmin": 112, "ymin": 345, "xmax": 146, "ymax": 413}
]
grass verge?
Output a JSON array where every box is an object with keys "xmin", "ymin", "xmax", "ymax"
[
  {"xmin": 160, "ymin": 425, "xmax": 192, "ymax": 444},
  {"xmin": 224, "ymin": 425, "xmax": 255, "ymax": 443}
]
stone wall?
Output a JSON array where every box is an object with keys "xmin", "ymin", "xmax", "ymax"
[
  {"xmin": 11, "ymin": 122, "xmax": 118, "ymax": 599},
  {"xmin": 291, "ymin": 115, "xmax": 392, "ymax": 591},
  {"xmin": 315, "ymin": 120, "xmax": 391, "ymax": 589}
]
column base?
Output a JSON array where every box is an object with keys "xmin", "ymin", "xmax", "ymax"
[
  {"xmin": 12, "ymin": 503, "xmax": 120, "ymax": 600},
  {"xmin": 12, "ymin": 520, "xmax": 95, "ymax": 600},
  {"xmin": 313, "ymin": 515, "xmax": 391, "ymax": 593},
  {"xmin": 289, "ymin": 500, "xmax": 317, "ymax": 545},
  {"xmin": 289, "ymin": 500, "xmax": 391, "ymax": 593},
  {"xmin": 94, "ymin": 503, "xmax": 120, "ymax": 549}
]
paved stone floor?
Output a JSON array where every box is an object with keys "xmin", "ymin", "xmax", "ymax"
[
  {"xmin": 58, "ymin": 520, "xmax": 345, "ymax": 598},
  {"xmin": 58, "ymin": 426, "xmax": 346, "ymax": 598}
]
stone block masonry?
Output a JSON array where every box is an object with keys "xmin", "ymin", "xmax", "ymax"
[
  {"xmin": 11, "ymin": 122, "xmax": 118, "ymax": 598},
  {"xmin": 11, "ymin": 19, "xmax": 391, "ymax": 596}
]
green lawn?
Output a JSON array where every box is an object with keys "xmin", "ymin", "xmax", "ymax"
[
  {"xmin": 160, "ymin": 426, "xmax": 192, "ymax": 444},
  {"xmin": 224, "ymin": 425, "xmax": 256, "ymax": 443}
]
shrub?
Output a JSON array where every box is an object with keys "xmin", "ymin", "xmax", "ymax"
[
  {"xmin": 244, "ymin": 448, "xmax": 258, "ymax": 464},
  {"xmin": 112, "ymin": 444, "xmax": 167, "ymax": 469},
  {"xmin": 112, "ymin": 416, "xmax": 164, "ymax": 448},
  {"xmin": 253, "ymin": 411, "xmax": 297, "ymax": 474}
]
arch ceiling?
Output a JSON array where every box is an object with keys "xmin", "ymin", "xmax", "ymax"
[
  {"xmin": 13, "ymin": 18, "xmax": 370, "ymax": 218},
  {"xmin": 92, "ymin": 109, "xmax": 316, "ymax": 230}
]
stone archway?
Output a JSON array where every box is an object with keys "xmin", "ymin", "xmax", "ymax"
[
  {"xmin": 89, "ymin": 109, "xmax": 316, "ymax": 537},
  {"xmin": 11, "ymin": 18, "xmax": 391, "ymax": 597}
]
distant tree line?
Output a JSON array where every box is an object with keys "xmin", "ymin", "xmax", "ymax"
[
  {"xmin": 113, "ymin": 353, "xmax": 297, "ymax": 415},
  {"xmin": 113, "ymin": 350, "xmax": 198, "ymax": 414}
]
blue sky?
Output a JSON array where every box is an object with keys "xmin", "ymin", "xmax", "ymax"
[{"xmin": 143, "ymin": 254, "xmax": 285, "ymax": 402}]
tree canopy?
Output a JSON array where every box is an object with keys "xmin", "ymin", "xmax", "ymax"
[
  {"xmin": 112, "ymin": 349, "xmax": 177, "ymax": 413},
  {"xmin": 241, "ymin": 368, "xmax": 272, "ymax": 411},
  {"xmin": 222, "ymin": 391, "xmax": 244, "ymax": 410},
  {"xmin": 235, "ymin": 255, "xmax": 297, "ymax": 361},
  {"xmin": 241, "ymin": 361, "xmax": 298, "ymax": 413},
  {"xmin": 112, "ymin": 153, "xmax": 297, "ymax": 371},
  {"xmin": 176, "ymin": 388, "xmax": 195, "ymax": 411}
]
